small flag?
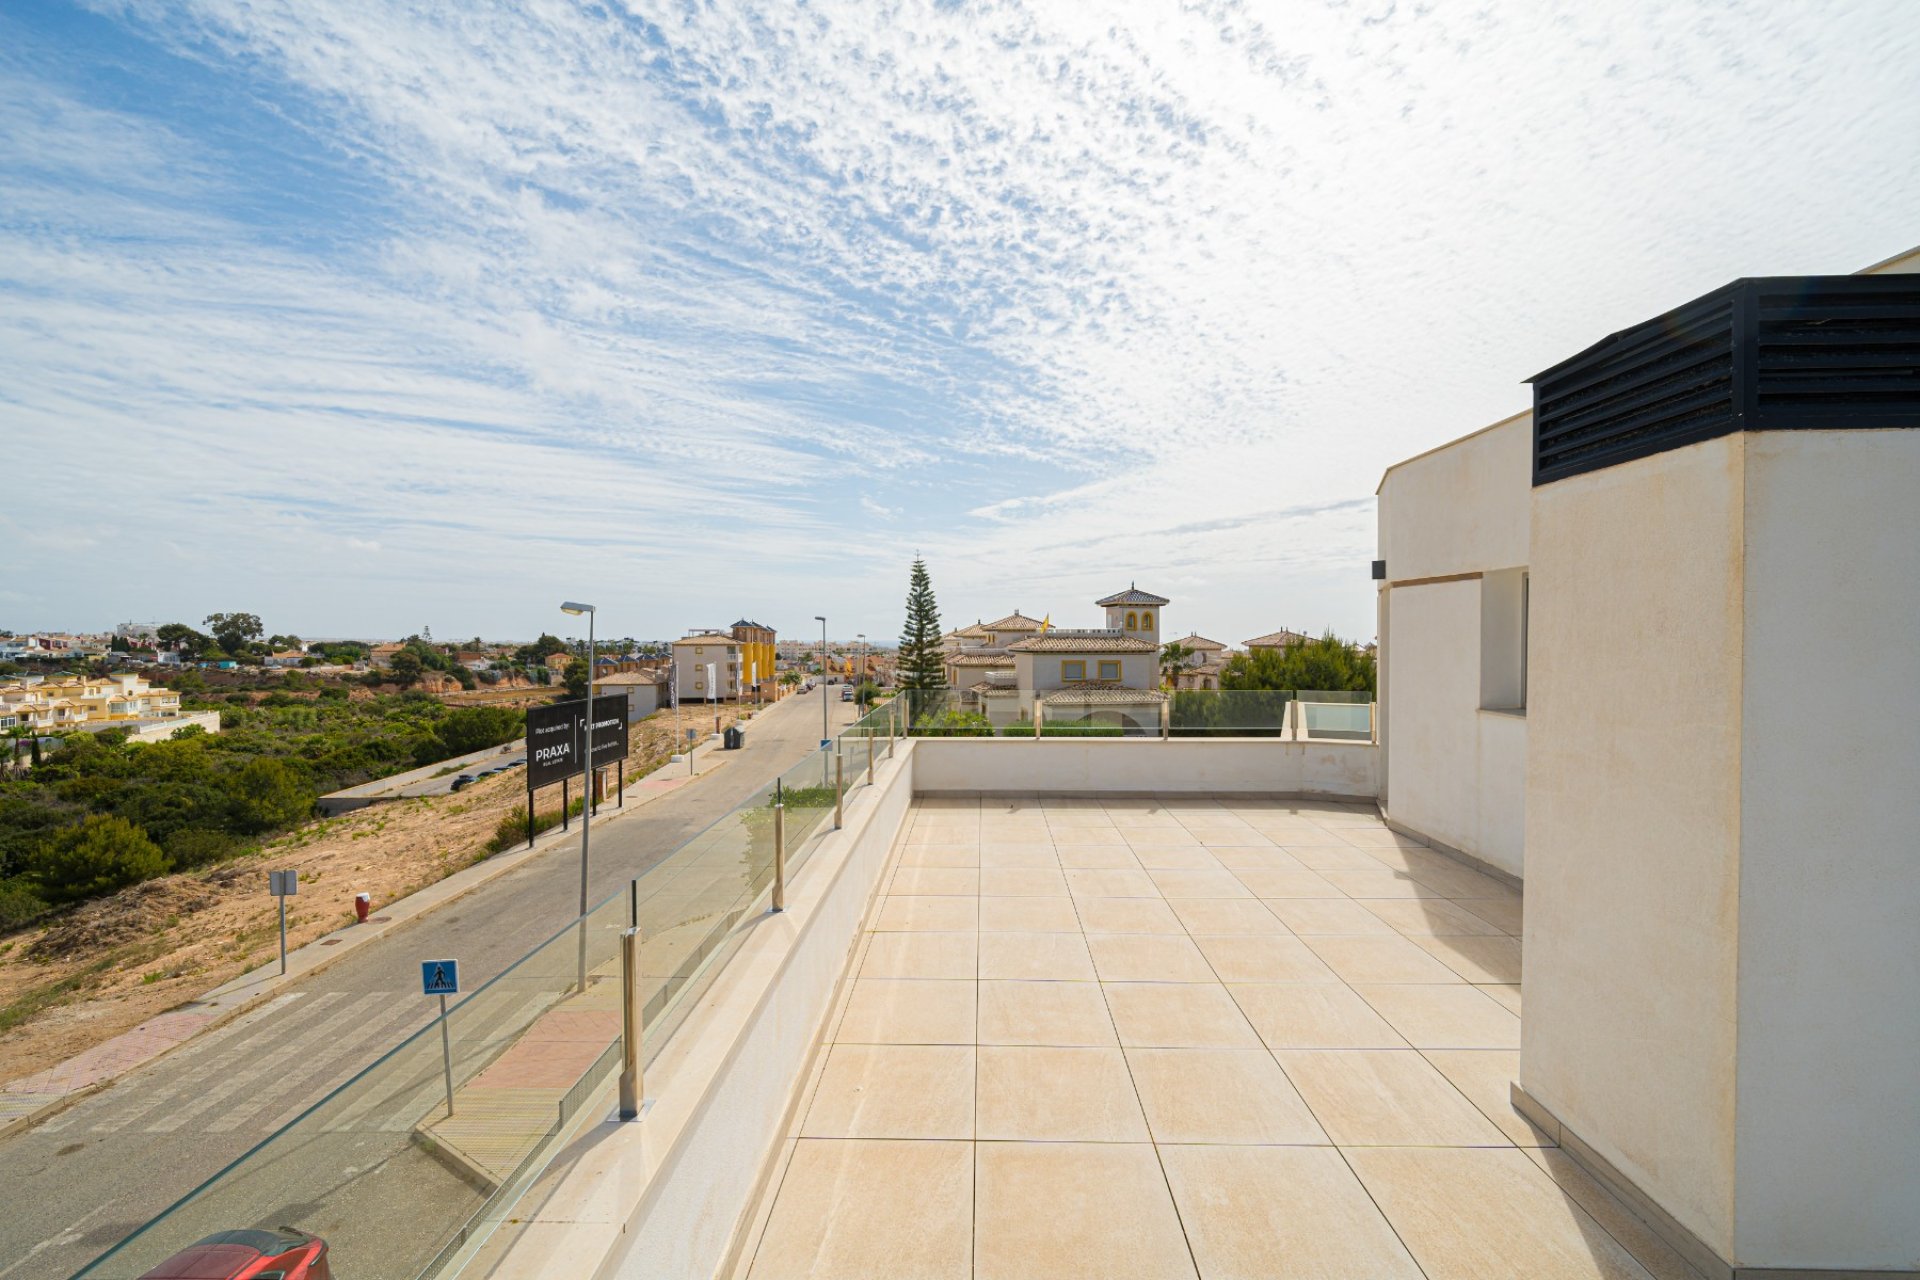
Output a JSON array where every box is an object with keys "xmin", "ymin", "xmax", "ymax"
[{"xmin": 1041, "ymin": 614, "xmax": 1051, "ymax": 632}]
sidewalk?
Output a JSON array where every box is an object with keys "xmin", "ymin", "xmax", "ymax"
[{"xmin": 0, "ymin": 734, "xmax": 736, "ymax": 1137}]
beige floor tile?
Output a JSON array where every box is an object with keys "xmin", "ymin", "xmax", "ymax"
[
  {"xmin": 1047, "ymin": 811, "xmax": 1117, "ymax": 828},
  {"xmin": 979, "ymin": 895, "xmax": 1081, "ymax": 933},
  {"xmin": 974, "ymin": 1142, "xmax": 1196, "ymax": 1280},
  {"xmin": 1405, "ymin": 863, "xmax": 1514, "ymax": 900},
  {"xmin": 750, "ymin": 1138, "xmax": 971, "ymax": 1280},
  {"xmin": 1421, "ymin": 1050, "xmax": 1554, "ymax": 1147},
  {"xmin": 1274, "ymin": 1050, "xmax": 1509, "ymax": 1146},
  {"xmin": 1131, "ymin": 844, "xmax": 1223, "ymax": 870},
  {"xmin": 897, "ymin": 844, "xmax": 982, "ymax": 869},
  {"xmin": 978, "ymin": 931, "xmax": 1096, "ymax": 981},
  {"xmin": 1241, "ymin": 822, "xmax": 1335, "ymax": 843},
  {"xmin": 801, "ymin": 1044, "xmax": 975, "ymax": 1139},
  {"xmin": 1359, "ymin": 897, "xmax": 1508, "ymax": 936},
  {"xmin": 1304, "ymin": 934, "xmax": 1467, "ymax": 984},
  {"xmin": 1227, "ymin": 983, "xmax": 1408, "ymax": 1049},
  {"xmin": 976, "ymin": 1046, "xmax": 1148, "ymax": 1141},
  {"xmin": 1123, "ymin": 826, "xmax": 1203, "ymax": 846},
  {"xmin": 977, "ymin": 980, "xmax": 1117, "ymax": 1046},
  {"xmin": 874, "ymin": 895, "xmax": 979, "ymax": 932},
  {"xmin": 1167, "ymin": 896, "xmax": 1288, "ymax": 935},
  {"xmin": 1126, "ymin": 1047, "xmax": 1327, "ymax": 1144},
  {"xmin": 835, "ymin": 979, "xmax": 977, "ymax": 1045},
  {"xmin": 1192, "ymin": 934, "xmax": 1338, "ymax": 983},
  {"xmin": 1231, "ymin": 868, "xmax": 1344, "ymax": 898},
  {"xmin": 1317, "ymin": 868, "xmax": 1447, "ymax": 899},
  {"xmin": 1210, "ymin": 846, "xmax": 1312, "ymax": 872},
  {"xmin": 1104, "ymin": 981, "xmax": 1262, "ymax": 1048},
  {"xmin": 980, "ymin": 866, "xmax": 1071, "ymax": 897},
  {"xmin": 1150, "ymin": 866, "xmax": 1254, "ymax": 898},
  {"xmin": 1055, "ymin": 843, "xmax": 1143, "ymax": 870},
  {"xmin": 1049, "ymin": 826, "xmax": 1129, "ymax": 846},
  {"xmin": 1453, "ymin": 895, "xmax": 1523, "ymax": 934},
  {"xmin": 1283, "ymin": 843, "xmax": 1403, "ymax": 872},
  {"xmin": 1352, "ymin": 983, "xmax": 1522, "ymax": 1049},
  {"xmin": 1347, "ymin": 1146, "xmax": 1657, "ymax": 1280},
  {"xmin": 1477, "ymin": 983, "xmax": 1523, "ymax": 1015},
  {"xmin": 860, "ymin": 931, "xmax": 978, "ymax": 980},
  {"xmin": 1336, "ymin": 827, "xmax": 1430, "ymax": 849},
  {"xmin": 1263, "ymin": 897, "xmax": 1399, "ymax": 935},
  {"xmin": 1086, "ymin": 932, "xmax": 1218, "ymax": 982},
  {"xmin": 1074, "ymin": 895, "xmax": 1187, "ymax": 934},
  {"xmin": 889, "ymin": 866, "xmax": 981, "ymax": 896},
  {"xmin": 908, "ymin": 823, "xmax": 980, "ymax": 842},
  {"xmin": 1160, "ymin": 1145, "xmax": 1423, "ymax": 1280},
  {"xmin": 1065, "ymin": 868, "xmax": 1160, "ymax": 897},
  {"xmin": 1410, "ymin": 933, "xmax": 1523, "ymax": 984},
  {"xmin": 1192, "ymin": 830, "xmax": 1277, "ymax": 849},
  {"xmin": 979, "ymin": 843, "xmax": 1061, "ymax": 868},
  {"xmin": 1521, "ymin": 1147, "xmax": 1702, "ymax": 1280}
]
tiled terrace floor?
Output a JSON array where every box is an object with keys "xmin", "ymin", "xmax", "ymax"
[{"xmin": 738, "ymin": 796, "xmax": 1696, "ymax": 1280}]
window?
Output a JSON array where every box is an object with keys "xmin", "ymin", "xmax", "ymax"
[
  {"xmin": 694, "ymin": 646, "xmax": 704, "ymax": 654},
  {"xmin": 1140, "ymin": 611, "xmax": 1153, "ymax": 629},
  {"xmin": 1098, "ymin": 660, "xmax": 1121, "ymax": 680},
  {"xmin": 1125, "ymin": 612, "xmax": 1138, "ymax": 630},
  {"xmin": 1479, "ymin": 567, "xmax": 1529, "ymax": 712},
  {"xmin": 1062, "ymin": 660, "xmax": 1086, "ymax": 682}
]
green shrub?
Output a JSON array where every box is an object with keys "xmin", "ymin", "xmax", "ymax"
[
  {"xmin": 165, "ymin": 827, "xmax": 246, "ymax": 870},
  {"xmin": 31, "ymin": 815, "xmax": 172, "ymax": 904},
  {"xmin": 227, "ymin": 758, "xmax": 314, "ymax": 833},
  {"xmin": 1039, "ymin": 722, "xmax": 1126, "ymax": 736},
  {"xmin": 486, "ymin": 796, "xmax": 585, "ymax": 854},
  {"xmin": 0, "ymin": 877, "xmax": 49, "ymax": 932},
  {"xmin": 912, "ymin": 708, "xmax": 993, "ymax": 737}
]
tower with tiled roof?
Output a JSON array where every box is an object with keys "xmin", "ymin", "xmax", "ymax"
[{"xmin": 1095, "ymin": 583, "xmax": 1169, "ymax": 647}]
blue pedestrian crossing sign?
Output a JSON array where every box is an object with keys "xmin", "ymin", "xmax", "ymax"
[{"xmin": 421, "ymin": 960, "xmax": 460, "ymax": 996}]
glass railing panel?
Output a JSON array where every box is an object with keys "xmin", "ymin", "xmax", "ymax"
[
  {"xmin": 1296, "ymin": 690, "xmax": 1376, "ymax": 741},
  {"xmin": 1168, "ymin": 688, "xmax": 1295, "ymax": 737}
]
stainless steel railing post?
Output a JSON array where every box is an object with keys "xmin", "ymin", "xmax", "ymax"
[
  {"xmin": 773, "ymin": 801, "xmax": 787, "ymax": 912},
  {"xmin": 834, "ymin": 751, "xmax": 845, "ymax": 829},
  {"xmin": 619, "ymin": 926, "xmax": 643, "ymax": 1120}
]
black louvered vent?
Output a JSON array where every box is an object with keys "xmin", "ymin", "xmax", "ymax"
[{"xmin": 1531, "ymin": 275, "xmax": 1920, "ymax": 485}]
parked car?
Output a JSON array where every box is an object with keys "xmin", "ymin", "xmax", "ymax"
[
  {"xmin": 840, "ymin": 685, "xmax": 855, "ymax": 701},
  {"xmin": 450, "ymin": 774, "xmax": 476, "ymax": 791},
  {"xmin": 138, "ymin": 1227, "xmax": 331, "ymax": 1279}
]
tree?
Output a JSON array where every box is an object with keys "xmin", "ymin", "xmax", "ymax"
[
  {"xmin": 157, "ymin": 622, "xmax": 210, "ymax": 658},
  {"xmin": 30, "ymin": 815, "xmax": 171, "ymax": 904},
  {"xmin": 564, "ymin": 662, "xmax": 590, "ymax": 700},
  {"xmin": 388, "ymin": 650, "xmax": 425, "ymax": 686},
  {"xmin": 227, "ymin": 758, "xmax": 314, "ymax": 833},
  {"xmin": 435, "ymin": 706, "xmax": 524, "ymax": 758},
  {"xmin": 1159, "ymin": 641, "xmax": 1192, "ymax": 687},
  {"xmin": 896, "ymin": 558, "xmax": 946, "ymax": 704},
  {"xmin": 204, "ymin": 612, "xmax": 264, "ymax": 656},
  {"xmin": 515, "ymin": 634, "xmax": 566, "ymax": 667},
  {"xmin": 1219, "ymin": 632, "xmax": 1376, "ymax": 694}
]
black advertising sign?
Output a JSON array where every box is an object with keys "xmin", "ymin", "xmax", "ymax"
[{"xmin": 527, "ymin": 696, "xmax": 629, "ymax": 790}]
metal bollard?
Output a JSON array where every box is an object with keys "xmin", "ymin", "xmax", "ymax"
[
  {"xmin": 773, "ymin": 802, "xmax": 787, "ymax": 912},
  {"xmin": 867, "ymin": 724, "xmax": 875, "ymax": 782},
  {"xmin": 888, "ymin": 703, "xmax": 896, "ymax": 758},
  {"xmin": 619, "ymin": 926, "xmax": 643, "ymax": 1120},
  {"xmin": 834, "ymin": 752, "xmax": 844, "ymax": 829}
]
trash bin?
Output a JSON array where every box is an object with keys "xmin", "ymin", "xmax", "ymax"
[{"xmin": 723, "ymin": 726, "xmax": 745, "ymax": 750}]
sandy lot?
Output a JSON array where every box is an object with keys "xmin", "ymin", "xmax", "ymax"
[{"xmin": 0, "ymin": 705, "xmax": 739, "ymax": 1087}]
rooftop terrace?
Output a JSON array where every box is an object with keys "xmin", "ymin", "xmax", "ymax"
[{"xmin": 734, "ymin": 795, "xmax": 1691, "ymax": 1280}]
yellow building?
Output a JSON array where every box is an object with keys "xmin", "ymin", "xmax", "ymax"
[
  {"xmin": 729, "ymin": 619, "xmax": 778, "ymax": 700},
  {"xmin": 0, "ymin": 673, "xmax": 184, "ymax": 731}
]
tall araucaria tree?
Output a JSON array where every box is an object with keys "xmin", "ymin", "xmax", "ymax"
[{"xmin": 896, "ymin": 557, "xmax": 947, "ymax": 714}]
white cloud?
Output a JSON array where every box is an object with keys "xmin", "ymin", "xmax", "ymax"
[{"xmin": 3, "ymin": 1, "xmax": 1916, "ymax": 642}]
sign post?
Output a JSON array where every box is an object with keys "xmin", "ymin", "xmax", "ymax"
[
  {"xmin": 267, "ymin": 870, "xmax": 298, "ymax": 976},
  {"xmin": 422, "ymin": 960, "xmax": 460, "ymax": 1118}
]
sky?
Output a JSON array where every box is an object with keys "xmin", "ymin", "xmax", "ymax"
[{"xmin": 2, "ymin": 1, "xmax": 1916, "ymax": 647}]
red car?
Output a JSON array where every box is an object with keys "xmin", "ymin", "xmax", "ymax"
[{"xmin": 137, "ymin": 1228, "xmax": 331, "ymax": 1279}]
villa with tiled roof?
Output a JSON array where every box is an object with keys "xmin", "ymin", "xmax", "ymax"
[{"xmin": 1245, "ymin": 627, "xmax": 1311, "ymax": 650}]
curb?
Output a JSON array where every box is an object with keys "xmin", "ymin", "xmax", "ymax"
[{"xmin": 0, "ymin": 736, "xmax": 740, "ymax": 1140}]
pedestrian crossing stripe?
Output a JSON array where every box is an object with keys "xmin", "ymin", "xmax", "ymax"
[{"xmin": 421, "ymin": 960, "xmax": 460, "ymax": 995}]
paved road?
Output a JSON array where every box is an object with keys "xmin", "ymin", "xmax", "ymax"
[{"xmin": 0, "ymin": 688, "xmax": 856, "ymax": 1280}]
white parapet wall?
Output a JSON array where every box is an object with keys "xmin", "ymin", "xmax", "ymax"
[
  {"xmin": 909, "ymin": 737, "xmax": 1377, "ymax": 799},
  {"xmin": 479, "ymin": 740, "xmax": 917, "ymax": 1280}
]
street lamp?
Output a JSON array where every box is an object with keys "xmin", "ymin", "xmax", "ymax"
[
  {"xmin": 559, "ymin": 602, "xmax": 596, "ymax": 937},
  {"xmin": 815, "ymin": 615, "xmax": 829, "ymax": 750}
]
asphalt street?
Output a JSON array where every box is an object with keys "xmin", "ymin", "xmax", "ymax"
[{"xmin": 0, "ymin": 687, "xmax": 858, "ymax": 1280}]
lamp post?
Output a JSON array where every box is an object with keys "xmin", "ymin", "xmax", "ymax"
[
  {"xmin": 815, "ymin": 615, "xmax": 829, "ymax": 750},
  {"xmin": 560, "ymin": 602, "xmax": 596, "ymax": 981}
]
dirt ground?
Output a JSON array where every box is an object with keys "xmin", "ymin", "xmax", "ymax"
[{"xmin": 0, "ymin": 704, "xmax": 741, "ymax": 1087}]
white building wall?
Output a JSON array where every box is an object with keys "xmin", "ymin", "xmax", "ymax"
[
  {"xmin": 1731, "ymin": 428, "xmax": 1920, "ymax": 1266},
  {"xmin": 1523, "ymin": 433, "xmax": 1748, "ymax": 1259},
  {"xmin": 1375, "ymin": 411, "xmax": 1532, "ymax": 878}
]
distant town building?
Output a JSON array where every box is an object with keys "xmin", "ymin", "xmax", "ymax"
[
  {"xmin": 592, "ymin": 670, "xmax": 667, "ymax": 720},
  {"xmin": 730, "ymin": 620, "xmax": 778, "ymax": 698},
  {"xmin": 0, "ymin": 672, "xmax": 195, "ymax": 733},
  {"xmin": 672, "ymin": 631, "xmax": 743, "ymax": 701},
  {"xmin": 1245, "ymin": 628, "xmax": 1311, "ymax": 651},
  {"xmin": 942, "ymin": 587, "xmax": 1171, "ymax": 731}
]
